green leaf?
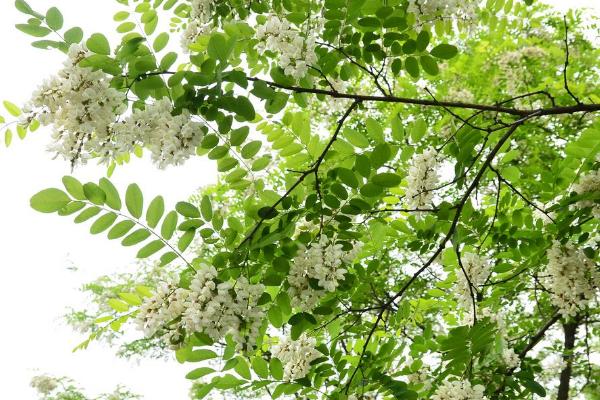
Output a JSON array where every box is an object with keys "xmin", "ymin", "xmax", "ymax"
[
  {"xmin": 121, "ymin": 228, "xmax": 151, "ymax": 246},
  {"xmin": 4, "ymin": 129, "xmax": 12, "ymax": 147},
  {"xmin": 370, "ymin": 143, "xmax": 392, "ymax": 168},
  {"xmin": 405, "ymin": 56, "xmax": 419, "ymax": 78},
  {"xmin": 16, "ymin": 24, "xmax": 51, "ymax": 37},
  {"xmin": 161, "ymin": 210, "xmax": 178, "ymax": 239},
  {"xmin": 365, "ymin": 118, "xmax": 385, "ymax": 143},
  {"xmin": 241, "ymin": 141, "xmax": 262, "ymax": 159},
  {"xmin": 3, "ymin": 100, "xmax": 21, "ymax": 117},
  {"xmin": 62, "ymin": 176, "xmax": 85, "ymax": 200},
  {"xmin": 176, "ymin": 201, "xmax": 200, "ymax": 218},
  {"xmin": 99, "ymin": 178, "xmax": 121, "ymax": 210},
  {"xmin": 201, "ymin": 196, "xmax": 213, "ymax": 221},
  {"xmin": 86, "ymin": 33, "xmax": 110, "ymax": 55},
  {"xmin": 188, "ymin": 349, "xmax": 217, "ymax": 362},
  {"xmin": 420, "ymin": 55, "xmax": 439, "ymax": 75},
  {"xmin": 117, "ymin": 22, "xmax": 136, "ymax": 33},
  {"xmin": 430, "ymin": 44, "xmax": 458, "ymax": 59},
  {"xmin": 160, "ymin": 251, "xmax": 178, "ymax": 266},
  {"xmin": 207, "ymin": 32, "xmax": 232, "ymax": 62},
  {"xmin": 178, "ymin": 230, "xmax": 195, "ymax": 251},
  {"xmin": 186, "ymin": 367, "xmax": 214, "ymax": 380},
  {"xmin": 214, "ymin": 374, "xmax": 246, "ymax": 390},
  {"xmin": 343, "ymin": 127, "xmax": 369, "ymax": 148},
  {"xmin": 270, "ymin": 358, "xmax": 284, "ymax": 380},
  {"xmin": 231, "ymin": 96, "xmax": 255, "ymax": 121},
  {"xmin": 234, "ymin": 357, "xmax": 251, "ymax": 380},
  {"xmin": 119, "ymin": 292, "xmax": 142, "ymax": 306},
  {"xmin": 83, "ymin": 182, "xmax": 106, "ymax": 205},
  {"xmin": 45, "ymin": 7, "xmax": 63, "ymax": 30},
  {"xmin": 74, "ymin": 206, "xmax": 101, "ymax": 223},
  {"xmin": 268, "ymin": 305, "xmax": 283, "ymax": 328},
  {"xmin": 153, "ymin": 32, "xmax": 169, "ymax": 52},
  {"xmin": 15, "ymin": 0, "xmax": 43, "ymax": 18},
  {"xmin": 90, "ymin": 212, "xmax": 117, "ymax": 234},
  {"xmin": 64, "ymin": 27, "xmax": 83, "ymax": 44},
  {"xmin": 136, "ymin": 240, "xmax": 165, "ymax": 258},
  {"xmin": 416, "ymin": 30, "xmax": 430, "ymax": 52},
  {"xmin": 125, "ymin": 183, "xmax": 143, "ymax": 219},
  {"xmin": 523, "ymin": 379, "xmax": 546, "ymax": 396},
  {"xmin": 252, "ymin": 357, "xmax": 269, "ymax": 379},
  {"xmin": 113, "ymin": 11, "xmax": 130, "ymax": 21},
  {"xmin": 372, "ymin": 173, "xmax": 402, "ymax": 187},
  {"xmin": 30, "ymin": 188, "xmax": 70, "ymax": 213},
  {"xmin": 107, "ymin": 298, "xmax": 129, "ymax": 312},
  {"xmin": 146, "ymin": 196, "xmax": 165, "ymax": 228},
  {"xmin": 107, "ymin": 220, "xmax": 136, "ymax": 239}
]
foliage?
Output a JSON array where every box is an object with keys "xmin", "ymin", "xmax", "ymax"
[
  {"xmin": 4, "ymin": 0, "xmax": 600, "ymax": 399},
  {"xmin": 30, "ymin": 374, "xmax": 139, "ymax": 400}
]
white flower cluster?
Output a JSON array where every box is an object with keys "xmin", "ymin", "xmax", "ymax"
[
  {"xmin": 181, "ymin": 0, "xmax": 216, "ymax": 52},
  {"xmin": 405, "ymin": 147, "xmax": 440, "ymax": 209},
  {"xmin": 326, "ymin": 78, "xmax": 351, "ymax": 113},
  {"xmin": 502, "ymin": 348, "xmax": 520, "ymax": 369},
  {"xmin": 573, "ymin": 168, "xmax": 600, "ymax": 218},
  {"xmin": 135, "ymin": 278, "xmax": 188, "ymax": 346},
  {"xmin": 24, "ymin": 44, "xmax": 204, "ymax": 168},
  {"xmin": 408, "ymin": 0, "xmax": 478, "ymax": 23},
  {"xmin": 112, "ymin": 98, "xmax": 205, "ymax": 168},
  {"xmin": 24, "ymin": 44, "xmax": 126, "ymax": 165},
  {"xmin": 454, "ymin": 253, "xmax": 491, "ymax": 313},
  {"xmin": 544, "ymin": 241, "xmax": 599, "ymax": 318},
  {"xmin": 136, "ymin": 265, "xmax": 265, "ymax": 350},
  {"xmin": 272, "ymin": 334, "xmax": 320, "ymax": 380},
  {"xmin": 407, "ymin": 369, "xmax": 432, "ymax": 390},
  {"xmin": 497, "ymin": 46, "xmax": 547, "ymax": 97},
  {"xmin": 30, "ymin": 375, "xmax": 59, "ymax": 395},
  {"xmin": 431, "ymin": 380, "xmax": 488, "ymax": 400},
  {"xmin": 446, "ymin": 87, "xmax": 475, "ymax": 103},
  {"xmin": 256, "ymin": 15, "xmax": 318, "ymax": 80},
  {"xmin": 532, "ymin": 200, "xmax": 556, "ymax": 225},
  {"xmin": 287, "ymin": 236, "xmax": 362, "ymax": 310}
]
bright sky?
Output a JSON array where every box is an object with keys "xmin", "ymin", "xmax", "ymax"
[{"xmin": 0, "ymin": 1, "xmax": 598, "ymax": 399}]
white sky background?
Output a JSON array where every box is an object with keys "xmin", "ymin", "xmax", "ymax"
[{"xmin": 0, "ymin": 1, "xmax": 598, "ymax": 399}]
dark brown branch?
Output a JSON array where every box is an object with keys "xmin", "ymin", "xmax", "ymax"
[
  {"xmin": 557, "ymin": 319, "xmax": 580, "ymax": 400},
  {"xmin": 345, "ymin": 117, "xmax": 532, "ymax": 392},
  {"xmin": 246, "ymin": 77, "xmax": 600, "ymax": 117},
  {"xmin": 127, "ymin": 72, "xmax": 600, "ymax": 117},
  {"xmin": 489, "ymin": 165, "xmax": 557, "ymax": 224},
  {"xmin": 237, "ymin": 101, "xmax": 361, "ymax": 248},
  {"xmin": 563, "ymin": 16, "xmax": 581, "ymax": 105}
]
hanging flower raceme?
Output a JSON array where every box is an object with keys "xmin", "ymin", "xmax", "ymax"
[
  {"xmin": 407, "ymin": 0, "xmax": 478, "ymax": 24},
  {"xmin": 22, "ymin": 44, "xmax": 126, "ymax": 166},
  {"xmin": 502, "ymin": 348, "xmax": 520, "ymax": 369},
  {"xmin": 573, "ymin": 168, "xmax": 600, "ymax": 218},
  {"xmin": 180, "ymin": 0, "xmax": 217, "ymax": 52},
  {"xmin": 112, "ymin": 98, "xmax": 205, "ymax": 168},
  {"xmin": 405, "ymin": 147, "xmax": 440, "ymax": 209},
  {"xmin": 431, "ymin": 379, "xmax": 488, "ymax": 400},
  {"xmin": 454, "ymin": 252, "xmax": 491, "ymax": 315},
  {"xmin": 255, "ymin": 15, "xmax": 318, "ymax": 80},
  {"xmin": 287, "ymin": 236, "xmax": 362, "ymax": 311},
  {"xmin": 272, "ymin": 334, "xmax": 320, "ymax": 380},
  {"xmin": 21, "ymin": 44, "xmax": 205, "ymax": 168},
  {"xmin": 544, "ymin": 241, "xmax": 599, "ymax": 318},
  {"xmin": 135, "ymin": 265, "xmax": 265, "ymax": 350}
]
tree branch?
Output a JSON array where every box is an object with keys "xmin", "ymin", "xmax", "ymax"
[
  {"xmin": 237, "ymin": 100, "xmax": 361, "ymax": 248},
  {"xmin": 557, "ymin": 319, "xmax": 580, "ymax": 400}
]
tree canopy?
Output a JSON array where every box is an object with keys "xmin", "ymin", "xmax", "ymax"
[{"xmin": 3, "ymin": 0, "xmax": 600, "ymax": 399}]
